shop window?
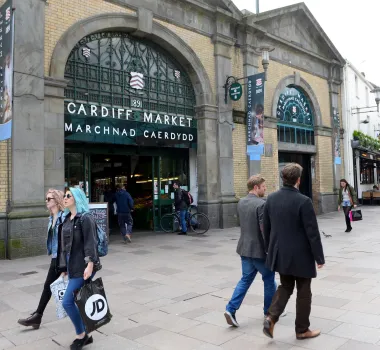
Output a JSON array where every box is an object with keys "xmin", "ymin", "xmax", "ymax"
[
  {"xmin": 276, "ymin": 86, "xmax": 315, "ymax": 145},
  {"xmin": 360, "ymin": 159, "xmax": 375, "ymax": 184},
  {"xmin": 65, "ymin": 153, "xmax": 84, "ymax": 189}
]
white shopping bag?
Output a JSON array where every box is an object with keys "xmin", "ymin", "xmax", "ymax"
[{"xmin": 50, "ymin": 276, "xmax": 69, "ymax": 319}]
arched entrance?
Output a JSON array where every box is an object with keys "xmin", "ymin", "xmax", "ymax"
[
  {"xmin": 276, "ymin": 84, "xmax": 317, "ymax": 198},
  {"xmin": 45, "ymin": 12, "xmax": 220, "ymax": 229}
]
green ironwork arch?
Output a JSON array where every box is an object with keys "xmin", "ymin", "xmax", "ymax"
[
  {"xmin": 64, "ymin": 31, "xmax": 196, "ymax": 118},
  {"xmin": 276, "ymin": 86, "xmax": 315, "ymax": 145}
]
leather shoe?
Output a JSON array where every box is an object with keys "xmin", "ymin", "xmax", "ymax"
[
  {"xmin": 263, "ymin": 316, "xmax": 275, "ymax": 338},
  {"xmin": 296, "ymin": 329, "xmax": 321, "ymax": 340},
  {"xmin": 18, "ymin": 312, "xmax": 42, "ymax": 329}
]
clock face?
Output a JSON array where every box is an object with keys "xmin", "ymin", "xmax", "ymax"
[{"xmin": 276, "ymin": 87, "xmax": 313, "ymax": 126}]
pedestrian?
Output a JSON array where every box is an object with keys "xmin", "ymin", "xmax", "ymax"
[
  {"xmin": 262, "ymin": 163, "xmax": 325, "ymax": 340},
  {"xmin": 224, "ymin": 175, "xmax": 277, "ymax": 327},
  {"xmin": 113, "ymin": 184, "xmax": 134, "ymax": 243},
  {"xmin": 173, "ymin": 181, "xmax": 188, "ymax": 235},
  {"xmin": 59, "ymin": 187, "xmax": 99, "ymax": 350},
  {"xmin": 338, "ymin": 179, "xmax": 357, "ymax": 232},
  {"xmin": 17, "ymin": 189, "xmax": 67, "ymax": 329}
]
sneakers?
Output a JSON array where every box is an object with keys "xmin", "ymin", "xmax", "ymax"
[
  {"xmin": 70, "ymin": 335, "xmax": 93, "ymax": 350},
  {"xmin": 126, "ymin": 234, "xmax": 132, "ymax": 243},
  {"xmin": 17, "ymin": 312, "xmax": 42, "ymax": 329},
  {"xmin": 224, "ymin": 311, "xmax": 239, "ymax": 327}
]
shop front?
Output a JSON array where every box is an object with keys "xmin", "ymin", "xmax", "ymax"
[{"xmin": 63, "ymin": 32, "xmax": 198, "ymax": 231}]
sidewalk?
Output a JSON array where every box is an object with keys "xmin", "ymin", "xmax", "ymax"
[{"xmin": 1, "ymin": 207, "xmax": 380, "ymax": 349}]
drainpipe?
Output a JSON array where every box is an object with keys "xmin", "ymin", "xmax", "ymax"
[{"xmin": 256, "ymin": 0, "xmax": 260, "ymax": 14}]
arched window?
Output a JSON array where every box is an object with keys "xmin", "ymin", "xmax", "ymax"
[
  {"xmin": 276, "ymin": 86, "xmax": 315, "ymax": 145},
  {"xmin": 64, "ymin": 32, "xmax": 196, "ymax": 120}
]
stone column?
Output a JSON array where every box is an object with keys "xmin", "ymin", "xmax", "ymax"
[
  {"xmin": 8, "ymin": 0, "xmax": 47, "ymax": 258},
  {"xmin": 212, "ymin": 32, "xmax": 238, "ymax": 228},
  {"xmin": 329, "ymin": 63, "xmax": 343, "ymax": 207},
  {"xmin": 44, "ymin": 77, "xmax": 68, "ymax": 193},
  {"xmin": 196, "ymin": 104, "xmax": 220, "ymax": 228},
  {"xmin": 242, "ymin": 33, "xmax": 261, "ymax": 176}
]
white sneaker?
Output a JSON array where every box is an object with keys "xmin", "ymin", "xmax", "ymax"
[{"xmin": 224, "ymin": 311, "xmax": 239, "ymax": 327}]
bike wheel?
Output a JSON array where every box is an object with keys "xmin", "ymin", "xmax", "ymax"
[
  {"xmin": 189, "ymin": 213, "xmax": 210, "ymax": 234},
  {"xmin": 160, "ymin": 214, "xmax": 180, "ymax": 233}
]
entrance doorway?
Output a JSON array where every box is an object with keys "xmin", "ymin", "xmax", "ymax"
[
  {"xmin": 278, "ymin": 152, "xmax": 312, "ymax": 199},
  {"xmin": 64, "ymin": 145, "xmax": 191, "ymax": 232}
]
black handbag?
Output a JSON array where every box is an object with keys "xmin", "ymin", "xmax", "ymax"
[
  {"xmin": 75, "ymin": 277, "xmax": 112, "ymax": 333},
  {"xmin": 350, "ymin": 209, "xmax": 362, "ymax": 222}
]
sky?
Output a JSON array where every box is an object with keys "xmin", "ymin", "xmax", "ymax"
[{"xmin": 232, "ymin": 0, "xmax": 380, "ymax": 89}]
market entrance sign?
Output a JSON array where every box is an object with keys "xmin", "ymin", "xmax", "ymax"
[{"xmin": 229, "ymin": 82, "xmax": 243, "ymax": 101}]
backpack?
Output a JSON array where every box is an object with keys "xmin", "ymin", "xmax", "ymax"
[
  {"xmin": 182, "ymin": 190, "xmax": 194, "ymax": 206},
  {"xmin": 80, "ymin": 214, "xmax": 108, "ymax": 258}
]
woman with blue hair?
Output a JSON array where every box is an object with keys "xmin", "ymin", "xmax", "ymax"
[{"xmin": 57, "ymin": 187, "xmax": 99, "ymax": 350}]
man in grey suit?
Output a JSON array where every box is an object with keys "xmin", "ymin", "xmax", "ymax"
[{"xmin": 224, "ymin": 175, "xmax": 277, "ymax": 327}]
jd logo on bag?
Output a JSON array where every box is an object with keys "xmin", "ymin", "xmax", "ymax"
[
  {"xmin": 75, "ymin": 277, "xmax": 112, "ymax": 333},
  {"xmin": 85, "ymin": 294, "xmax": 108, "ymax": 321},
  {"xmin": 58, "ymin": 289, "xmax": 66, "ymax": 301}
]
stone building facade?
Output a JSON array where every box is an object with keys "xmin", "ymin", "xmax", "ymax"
[{"xmin": 0, "ymin": 0, "xmax": 345, "ymax": 258}]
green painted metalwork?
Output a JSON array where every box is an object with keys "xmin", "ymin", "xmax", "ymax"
[
  {"xmin": 276, "ymin": 87, "xmax": 315, "ymax": 145},
  {"xmin": 64, "ymin": 32, "xmax": 196, "ymax": 125}
]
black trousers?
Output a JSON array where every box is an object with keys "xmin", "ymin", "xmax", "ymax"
[
  {"xmin": 36, "ymin": 258, "xmax": 61, "ymax": 315},
  {"xmin": 268, "ymin": 274, "xmax": 312, "ymax": 334},
  {"xmin": 343, "ymin": 206, "xmax": 352, "ymax": 229}
]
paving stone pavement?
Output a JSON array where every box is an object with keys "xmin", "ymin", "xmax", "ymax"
[{"xmin": 1, "ymin": 207, "xmax": 380, "ymax": 349}]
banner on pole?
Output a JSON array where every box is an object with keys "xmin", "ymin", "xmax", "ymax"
[
  {"xmin": 247, "ymin": 72, "xmax": 265, "ymax": 158},
  {"xmin": 0, "ymin": 0, "xmax": 13, "ymax": 141}
]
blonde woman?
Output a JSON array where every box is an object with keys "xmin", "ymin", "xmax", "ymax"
[{"xmin": 18, "ymin": 189, "xmax": 67, "ymax": 329}]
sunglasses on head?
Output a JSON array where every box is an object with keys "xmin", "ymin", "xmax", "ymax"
[{"xmin": 64, "ymin": 194, "xmax": 72, "ymax": 199}]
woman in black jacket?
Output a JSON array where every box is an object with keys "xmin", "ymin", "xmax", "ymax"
[
  {"xmin": 58, "ymin": 187, "xmax": 98, "ymax": 350},
  {"xmin": 337, "ymin": 179, "xmax": 358, "ymax": 232}
]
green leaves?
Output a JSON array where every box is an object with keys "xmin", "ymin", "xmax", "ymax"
[{"xmin": 352, "ymin": 130, "xmax": 380, "ymax": 151}]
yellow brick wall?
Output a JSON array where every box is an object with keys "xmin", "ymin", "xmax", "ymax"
[
  {"xmin": 261, "ymin": 128, "xmax": 279, "ymax": 194},
  {"xmin": 265, "ymin": 61, "xmax": 331, "ymax": 127},
  {"xmin": 315, "ymin": 135, "xmax": 334, "ymax": 193},
  {"xmin": 231, "ymin": 47, "xmax": 244, "ymax": 112},
  {"xmin": 233, "ymin": 124, "xmax": 248, "ymax": 198},
  {"xmin": 0, "ymin": 140, "xmax": 10, "ymax": 212},
  {"xmin": 154, "ymin": 19, "xmax": 215, "ymax": 96},
  {"xmin": 45, "ymin": 0, "xmax": 136, "ymax": 76}
]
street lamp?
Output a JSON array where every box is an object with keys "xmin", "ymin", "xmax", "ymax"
[
  {"xmin": 258, "ymin": 46, "xmax": 275, "ymax": 81},
  {"xmin": 372, "ymin": 87, "xmax": 380, "ymax": 112}
]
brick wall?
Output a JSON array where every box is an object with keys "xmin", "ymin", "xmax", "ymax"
[
  {"xmin": 0, "ymin": 140, "xmax": 10, "ymax": 213},
  {"xmin": 231, "ymin": 47, "xmax": 244, "ymax": 112},
  {"xmin": 261, "ymin": 128, "xmax": 279, "ymax": 194},
  {"xmin": 315, "ymin": 135, "xmax": 334, "ymax": 193}
]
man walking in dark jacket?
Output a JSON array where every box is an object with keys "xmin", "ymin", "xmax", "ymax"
[
  {"xmin": 263, "ymin": 163, "xmax": 325, "ymax": 340},
  {"xmin": 224, "ymin": 175, "xmax": 277, "ymax": 327},
  {"xmin": 114, "ymin": 184, "xmax": 134, "ymax": 243}
]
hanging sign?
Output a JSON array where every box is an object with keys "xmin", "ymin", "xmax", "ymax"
[
  {"xmin": 229, "ymin": 82, "xmax": 242, "ymax": 101},
  {"xmin": 246, "ymin": 73, "xmax": 265, "ymax": 159},
  {"xmin": 0, "ymin": 0, "xmax": 13, "ymax": 141}
]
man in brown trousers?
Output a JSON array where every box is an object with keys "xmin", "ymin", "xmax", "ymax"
[{"xmin": 262, "ymin": 163, "xmax": 325, "ymax": 340}]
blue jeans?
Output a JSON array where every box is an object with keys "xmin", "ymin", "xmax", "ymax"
[
  {"xmin": 63, "ymin": 277, "xmax": 87, "ymax": 335},
  {"xmin": 179, "ymin": 210, "xmax": 187, "ymax": 233},
  {"xmin": 226, "ymin": 256, "xmax": 276, "ymax": 315}
]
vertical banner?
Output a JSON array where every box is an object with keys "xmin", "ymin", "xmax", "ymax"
[
  {"xmin": 0, "ymin": 0, "xmax": 13, "ymax": 141},
  {"xmin": 333, "ymin": 107, "xmax": 341, "ymax": 164},
  {"xmin": 247, "ymin": 73, "xmax": 265, "ymax": 160}
]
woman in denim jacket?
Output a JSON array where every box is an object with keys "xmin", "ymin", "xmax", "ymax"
[{"xmin": 18, "ymin": 189, "xmax": 67, "ymax": 329}]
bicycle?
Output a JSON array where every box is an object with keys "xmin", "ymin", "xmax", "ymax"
[{"xmin": 160, "ymin": 205, "xmax": 210, "ymax": 234}]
